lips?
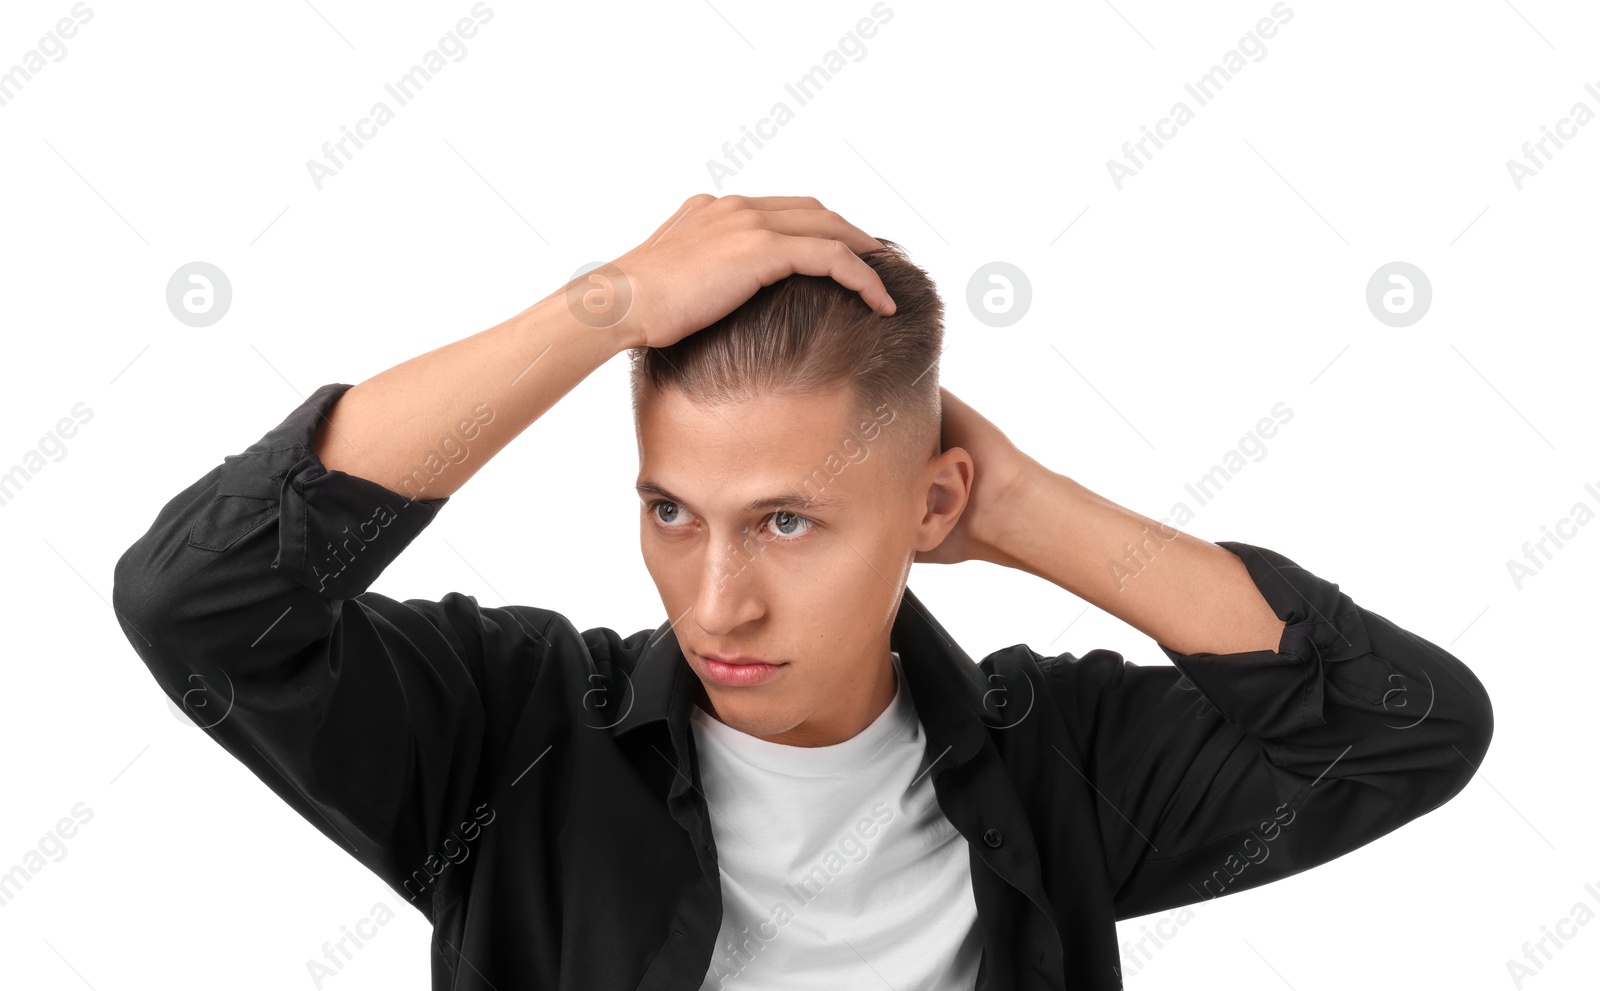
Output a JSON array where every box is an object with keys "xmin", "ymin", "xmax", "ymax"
[
  {"xmin": 700, "ymin": 653, "xmax": 775, "ymax": 666},
  {"xmin": 696, "ymin": 650, "xmax": 786, "ymax": 688}
]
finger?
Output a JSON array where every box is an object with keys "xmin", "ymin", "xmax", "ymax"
[
  {"xmin": 755, "ymin": 207, "xmax": 887, "ymax": 257},
  {"xmin": 723, "ymin": 195, "xmax": 827, "ymax": 213},
  {"xmin": 758, "ymin": 235, "xmax": 897, "ymax": 315}
]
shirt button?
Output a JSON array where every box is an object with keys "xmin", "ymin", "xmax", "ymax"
[{"xmin": 983, "ymin": 828, "xmax": 1003, "ymax": 848}]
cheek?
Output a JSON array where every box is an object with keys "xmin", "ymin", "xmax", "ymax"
[
  {"xmin": 639, "ymin": 529, "xmax": 673, "ymax": 584},
  {"xmin": 640, "ymin": 534, "xmax": 702, "ymax": 596},
  {"xmin": 846, "ymin": 517, "xmax": 914, "ymax": 572}
]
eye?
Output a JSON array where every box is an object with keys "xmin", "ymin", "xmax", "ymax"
[
  {"xmin": 649, "ymin": 499, "xmax": 691, "ymax": 530},
  {"xmin": 646, "ymin": 501, "xmax": 815, "ymax": 542},
  {"xmin": 765, "ymin": 510, "xmax": 814, "ymax": 540}
]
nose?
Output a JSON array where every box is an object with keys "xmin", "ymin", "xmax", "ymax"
[{"xmin": 692, "ymin": 528, "xmax": 767, "ymax": 635}]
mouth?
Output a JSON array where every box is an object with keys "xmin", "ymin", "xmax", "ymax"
[{"xmin": 696, "ymin": 650, "xmax": 787, "ymax": 688}]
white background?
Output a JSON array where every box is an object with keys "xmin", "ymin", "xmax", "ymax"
[{"xmin": 1, "ymin": 0, "xmax": 1596, "ymax": 988}]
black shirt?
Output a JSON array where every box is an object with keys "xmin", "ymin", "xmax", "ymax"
[{"xmin": 111, "ymin": 382, "xmax": 1493, "ymax": 990}]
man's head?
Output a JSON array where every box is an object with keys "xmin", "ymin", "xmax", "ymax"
[{"xmin": 628, "ymin": 239, "xmax": 973, "ymax": 747}]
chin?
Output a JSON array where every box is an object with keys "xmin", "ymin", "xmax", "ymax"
[{"xmin": 708, "ymin": 696, "xmax": 791, "ymax": 735}]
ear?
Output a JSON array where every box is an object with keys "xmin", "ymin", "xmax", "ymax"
[{"xmin": 913, "ymin": 447, "xmax": 973, "ymax": 553}]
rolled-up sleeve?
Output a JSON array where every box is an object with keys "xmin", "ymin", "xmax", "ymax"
[
  {"xmin": 1061, "ymin": 540, "xmax": 1493, "ymax": 920},
  {"xmin": 111, "ymin": 383, "xmax": 556, "ymax": 919}
]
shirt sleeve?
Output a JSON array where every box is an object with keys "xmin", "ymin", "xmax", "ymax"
[
  {"xmin": 111, "ymin": 383, "xmax": 562, "ymax": 921},
  {"xmin": 1045, "ymin": 540, "xmax": 1494, "ymax": 921}
]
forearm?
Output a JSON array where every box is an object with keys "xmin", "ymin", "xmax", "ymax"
[
  {"xmin": 313, "ymin": 290, "xmax": 634, "ymax": 500},
  {"xmin": 985, "ymin": 468, "xmax": 1285, "ymax": 656}
]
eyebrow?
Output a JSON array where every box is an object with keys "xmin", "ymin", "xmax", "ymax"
[{"xmin": 635, "ymin": 479, "xmax": 845, "ymax": 515}]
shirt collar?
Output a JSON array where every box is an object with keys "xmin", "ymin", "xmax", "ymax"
[{"xmin": 608, "ymin": 586, "xmax": 998, "ymax": 771}]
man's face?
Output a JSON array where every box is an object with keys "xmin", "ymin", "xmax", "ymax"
[{"xmin": 635, "ymin": 383, "xmax": 951, "ymax": 747}]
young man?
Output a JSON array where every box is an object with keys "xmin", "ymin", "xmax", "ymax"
[{"xmin": 113, "ymin": 194, "xmax": 1493, "ymax": 990}]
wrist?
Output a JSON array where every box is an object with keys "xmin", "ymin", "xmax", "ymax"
[
  {"xmin": 519, "ymin": 290, "xmax": 641, "ymax": 358},
  {"xmin": 973, "ymin": 459, "xmax": 1055, "ymax": 568}
]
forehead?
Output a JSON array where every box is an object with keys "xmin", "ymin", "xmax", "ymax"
[{"xmin": 636, "ymin": 384, "xmax": 892, "ymax": 510}]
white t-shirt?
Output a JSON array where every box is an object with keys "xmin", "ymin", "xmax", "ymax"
[{"xmin": 691, "ymin": 650, "xmax": 982, "ymax": 990}]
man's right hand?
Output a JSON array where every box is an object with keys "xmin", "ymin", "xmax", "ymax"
[{"xmin": 584, "ymin": 193, "xmax": 898, "ymax": 351}]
